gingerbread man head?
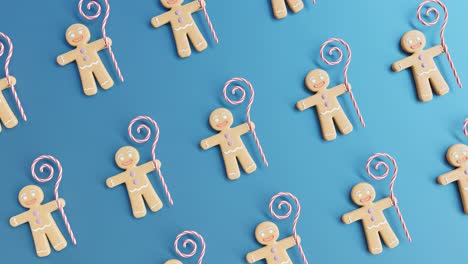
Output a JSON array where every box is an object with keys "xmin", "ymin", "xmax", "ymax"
[
  {"xmin": 254, "ymin": 221, "xmax": 280, "ymax": 246},
  {"xmin": 350, "ymin": 183, "xmax": 377, "ymax": 206},
  {"xmin": 115, "ymin": 146, "xmax": 141, "ymax": 170},
  {"xmin": 209, "ymin": 108, "xmax": 234, "ymax": 132},
  {"xmin": 18, "ymin": 185, "xmax": 44, "ymax": 209},
  {"xmin": 400, "ymin": 30, "xmax": 427, "ymax": 54},
  {"xmin": 65, "ymin": 24, "xmax": 91, "ymax": 47},
  {"xmin": 164, "ymin": 260, "xmax": 182, "ymax": 264},
  {"xmin": 161, "ymin": 0, "xmax": 184, "ymax": 8},
  {"xmin": 305, "ymin": 69, "xmax": 330, "ymax": 92},
  {"xmin": 446, "ymin": 144, "xmax": 468, "ymax": 167}
]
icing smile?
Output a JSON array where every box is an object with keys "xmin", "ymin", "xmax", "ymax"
[
  {"xmin": 121, "ymin": 159, "xmax": 134, "ymax": 166},
  {"xmin": 360, "ymin": 196, "xmax": 371, "ymax": 203},
  {"xmin": 411, "ymin": 42, "xmax": 422, "ymax": 49},
  {"xmin": 72, "ymin": 36, "xmax": 84, "ymax": 43},
  {"xmin": 314, "ymin": 81, "xmax": 325, "ymax": 89},
  {"xmin": 167, "ymin": 0, "xmax": 178, "ymax": 4},
  {"xmin": 25, "ymin": 198, "xmax": 37, "ymax": 206},
  {"xmin": 456, "ymin": 156, "xmax": 468, "ymax": 164},
  {"xmin": 262, "ymin": 234, "xmax": 275, "ymax": 242},
  {"xmin": 216, "ymin": 120, "xmax": 229, "ymax": 128}
]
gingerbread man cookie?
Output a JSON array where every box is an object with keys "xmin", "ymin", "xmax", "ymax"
[
  {"xmin": 437, "ymin": 144, "xmax": 468, "ymax": 213},
  {"xmin": 200, "ymin": 108, "xmax": 257, "ymax": 180},
  {"xmin": 392, "ymin": 30, "xmax": 449, "ymax": 102},
  {"xmin": 271, "ymin": 0, "xmax": 304, "ymax": 19},
  {"xmin": 151, "ymin": 0, "xmax": 208, "ymax": 58},
  {"xmin": 0, "ymin": 76, "xmax": 18, "ymax": 132},
  {"xmin": 246, "ymin": 221, "xmax": 301, "ymax": 263},
  {"xmin": 106, "ymin": 146, "xmax": 163, "ymax": 218},
  {"xmin": 57, "ymin": 24, "xmax": 114, "ymax": 96},
  {"xmin": 296, "ymin": 69, "xmax": 353, "ymax": 141},
  {"xmin": 9, "ymin": 185, "xmax": 68, "ymax": 257},
  {"xmin": 342, "ymin": 183, "xmax": 399, "ymax": 255}
]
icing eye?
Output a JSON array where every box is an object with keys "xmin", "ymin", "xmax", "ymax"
[
  {"xmin": 31, "ymin": 192, "xmax": 36, "ymax": 197},
  {"xmin": 463, "ymin": 150, "xmax": 467, "ymax": 156},
  {"xmin": 71, "ymin": 33, "xmax": 76, "ymax": 38},
  {"xmin": 356, "ymin": 191, "xmax": 362, "ymax": 198},
  {"xmin": 319, "ymin": 75, "xmax": 324, "ymax": 81},
  {"xmin": 407, "ymin": 38, "xmax": 413, "ymax": 44},
  {"xmin": 118, "ymin": 154, "xmax": 124, "ymax": 161},
  {"xmin": 416, "ymin": 36, "xmax": 421, "ymax": 41},
  {"xmin": 260, "ymin": 232, "xmax": 265, "ymax": 237},
  {"xmin": 212, "ymin": 115, "xmax": 219, "ymax": 122},
  {"xmin": 22, "ymin": 195, "xmax": 28, "ymax": 200},
  {"xmin": 311, "ymin": 78, "xmax": 316, "ymax": 84},
  {"xmin": 78, "ymin": 30, "xmax": 83, "ymax": 35},
  {"xmin": 269, "ymin": 229, "xmax": 273, "ymax": 234},
  {"xmin": 365, "ymin": 189, "xmax": 370, "ymax": 195},
  {"xmin": 221, "ymin": 112, "xmax": 228, "ymax": 120},
  {"xmin": 127, "ymin": 151, "xmax": 133, "ymax": 158}
]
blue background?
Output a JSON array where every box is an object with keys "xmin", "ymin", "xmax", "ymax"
[{"xmin": 1, "ymin": 0, "xmax": 468, "ymax": 263}]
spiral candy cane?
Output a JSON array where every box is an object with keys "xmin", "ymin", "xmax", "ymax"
[
  {"xmin": 223, "ymin": 78, "xmax": 268, "ymax": 167},
  {"xmin": 269, "ymin": 192, "xmax": 308, "ymax": 264},
  {"xmin": 320, "ymin": 38, "xmax": 365, "ymax": 128},
  {"xmin": 174, "ymin": 230, "xmax": 206, "ymax": 264},
  {"xmin": 79, "ymin": 0, "xmax": 124, "ymax": 82},
  {"xmin": 417, "ymin": 0, "xmax": 462, "ymax": 88},
  {"xmin": 0, "ymin": 33, "xmax": 26, "ymax": 121},
  {"xmin": 128, "ymin": 116, "xmax": 173, "ymax": 205},
  {"xmin": 366, "ymin": 153, "xmax": 412, "ymax": 242},
  {"xmin": 463, "ymin": 119, "xmax": 468, "ymax": 137},
  {"xmin": 197, "ymin": 0, "xmax": 218, "ymax": 44},
  {"xmin": 31, "ymin": 155, "xmax": 77, "ymax": 245}
]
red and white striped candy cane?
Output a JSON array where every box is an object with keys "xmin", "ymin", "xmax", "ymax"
[
  {"xmin": 0, "ymin": 33, "xmax": 26, "ymax": 121},
  {"xmin": 366, "ymin": 153, "xmax": 412, "ymax": 242},
  {"xmin": 197, "ymin": 0, "xmax": 218, "ymax": 44},
  {"xmin": 320, "ymin": 38, "xmax": 365, "ymax": 128},
  {"xmin": 174, "ymin": 230, "xmax": 206, "ymax": 264},
  {"xmin": 269, "ymin": 192, "xmax": 308, "ymax": 264},
  {"xmin": 128, "ymin": 116, "xmax": 173, "ymax": 205},
  {"xmin": 463, "ymin": 118, "xmax": 468, "ymax": 137},
  {"xmin": 417, "ymin": 0, "xmax": 462, "ymax": 88},
  {"xmin": 78, "ymin": 0, "xmax": 124, "ymax": 82},
  {"xmin": 223, "ymin": 78, "xmax": 268, "ymax": 167},
  {"xmin": 31, "ymin": 155, "xmax": 77, "ymax": 245}
]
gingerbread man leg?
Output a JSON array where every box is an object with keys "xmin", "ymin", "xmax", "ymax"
[
  {"xmin": 379, "ymin": 225, "xmax": 399, "ymax": 249},
  {"xmin": 333, "ymin": 110, "xmax": 353, "ymax": 135},
  {"xmin": 0, "ymin": 101, "xmax": 18, "ymax": 129},
  {"xmin": 79, "ymin": 69, "xmax": 98, "ymax": 96},
  {"xmin": 223, "ymin": 154, "xmax": 241, "ymax": 180},
  {"xmin": 93, "ymin": 65, "xmax": 114, "ymax": 90},
  {"xmin": 429, "ymin": 71, "xmax": 449, "ymax": 96},
  {"xmin": 271, "ymin": 0, "xmax": 288, "ymax": 19},
  {"xmin": 142, "ymin": 185, "xmax": 163, "ymax": 213},
  {"xmin": 286, "ymin": 0, "xmax": 304, "ymax": 13},
  {"xmin": 187, "ymin": 25, "xmax": 208, "ymax": 53},
  {"xmin": 365, "ymin": 230, "xmax": 383, "ymax": 255},
  {"xmin": 414, "ymin": 76, "xmax": 433, "ymax": 102},
  {"xmin": 129, "ymin": 192, "xmax": 147, "ymax": 218},
  {"xmin": 32, "ymin": 232, "xmax": 52, "ymax": 257},
  {"xmin": 237, "ymin": 148, "xmax": 257, "ymax": 174},
  {"xmin": 174, "ymin": 31, "xmax": 192, "ymax": 58},
  {"xmin": 319, "ymin": 116, "xmax": 337, "ymax": 141},
  {"xmin": 457, "ymin": 182, "xmax": 468, "ymax": 214},
  {"xmin": 46, "ymin": 225, "xmax": 67, "ymax": 251}
]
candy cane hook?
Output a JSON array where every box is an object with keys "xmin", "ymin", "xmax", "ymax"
[
  {"xmin": 463, "ymin": 119, "xmax": 468, "ymax": 137},
  {"xmin": 31, "ymin": 155, "xmax": 76, "ymax": 245},
  {"xmin": 174, "ymin": 231, "xmax": 206, "ymax": 264},
  {"xmin": 320, "ymin": 38, "xmax": 365, "ymax": 127},
  {"xmin": 417, "ymin": 0, "xmax": 462, "ymax": 88},
  {"xmin": 223, "ymin": 77, "xmax": 268, "ymax": 167},
  {"xmin": 366, "ymin": 153, "xmax": 412, "ymax": 242},
  {"xmin": 128, "ymin": 116, "xmax": 173, "ymax": 205},
  {"xmin": 269, "ymin": 192, "xmax": 308, "ymax": 264},
  {"xmin": 197, "ymin": 0, "xmax": 218, "ymax": 44},
  {"xmin": 0, "ymin": 33, "xmax": 27, "ymax": 121},
  {"xmin": 78, "ymin": 0, "xmax": 124, "ymax": 82}
]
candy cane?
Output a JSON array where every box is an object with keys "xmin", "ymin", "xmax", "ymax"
[
  {"xmin": 366, "ymin": 153, "xmax": 412, "ymax": 242},
  {"xmin": 197, "ymin": 0, "xmax": 218, "ymax": 44},
  {"xmin": 223, "ymin": 78, "xmax": 268, "ymax": 167},
  {"xmin": 320, "ymin": 38, "xmax": 365, "ymax": 128},
  {"xmin": 417, "ymin": 0, "xmax": 462, "ymax": 88},
  {"xmin": 79, "ymin": 0, "xmax": 124, "ymax": 82},
  {"xmin": 174, "ymin": 230, "xmax": 206, "ymax": 264},
  {"xmin": 31, "ymin": 155, "xmax": 76, "ymax": 245},
  {"xmin": 463, "ymin": 119, "xmax": 468, "ymax": 137},
  {"xmin": 269, "ymin": 192, "xmax": 308, "ymax": 264},
  {"xmin": 0, "ymin": 33, "xmax": 26, "ymax": 121},
  {"xmin": 128, "ymin": 116, "xmax": 173, "ymax": 205}
]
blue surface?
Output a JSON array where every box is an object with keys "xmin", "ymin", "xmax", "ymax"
[{"xmin": 1, "ymin": 0, "xmax": 468, "ymax": 263}]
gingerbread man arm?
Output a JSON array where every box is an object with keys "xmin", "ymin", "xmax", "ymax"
[
  {"xmin": 151, "ymin": 12, "xmax": 171, "ymax": 28},
  {"xmin": 342, "ymin": 207, "xmax": 364, "ymax": 224},
  {"xmin": 184, "ymin": 0, "xmax": 204, "ymax": 13},
  {"xmin": 43, "ymin": 198, "xmax": 67, "ymax": 213},
  {"xmin": 278, "ymin": 235, "xmax": 301, "ymax": 249},
  {"xmin": 9, "ymin": 211, "xmax": 30, "ymax": 227},
  {"xmin": 232, "ymin": 122, "xmax": 255, "ymax": 136},
  {"xmin": 106, "ymin": 171, "xmax": 128, "ymax": 188},
  {"xmin": 375, "ymin": 197, "xmax": 393, "ymax": 211},
  {"xmin": 437, "ymin": 168, "xmax": 462, "ymax": 185},
  {"xmin": 296, "ymin": 95, "xmax": 319, "ymax": 111},
  {"xmin": 140, "ymin": 160, "xmax": 162, "ymax": 174},
  {"xmin": 200, "ymin": 134, "xmax": 221, "ymax": 150},
  {"xmin": 0, "ymin": 76, "xmax": 16, "ymax": 91},
  {"xmin": 426, "ymin": 45, "xmax": 444, "ymax": 58},
  {"xmin": 246, "ymin": 247, "xmax": 269, "ymax": 263},
  {"xmin": 90, "ymin": 37, "xmax": 112, "ymax": 51},
  {"xmin": 391, "ymin": 56, "xmax": 413, "ymax": 72},
  {"xmin": 330, "ymin": 83, "xmax": 349, "ymax": 97},
  {"xmin": 57, "ymin": 50, "xmax": 78, "ymax": 66}
]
